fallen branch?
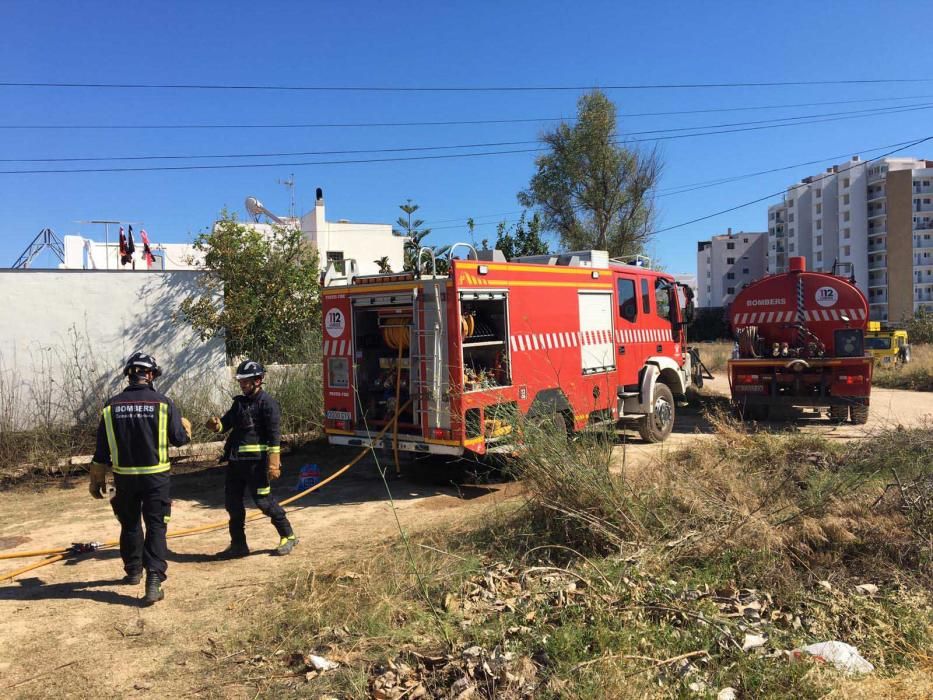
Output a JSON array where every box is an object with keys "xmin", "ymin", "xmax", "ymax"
[
  {"xmin": 5, "ymin": 660, "xmax": 78, "ymax": 690},
  {"xmin": 572, "ymin": 648, "xmax": 708, "ymax": 673}
]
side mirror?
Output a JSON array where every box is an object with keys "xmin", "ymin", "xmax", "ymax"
[{"xmin": 684, "ymin": 299, "xmax": 695, "ymax": 324}]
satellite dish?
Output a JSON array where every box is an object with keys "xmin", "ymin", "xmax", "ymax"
[{"xmin": 244, "ymin": 196, "xmax": 284, "ymax": 224}]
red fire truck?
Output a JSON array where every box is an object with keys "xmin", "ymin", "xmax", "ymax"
[
  {"xmin": 322, "ymin": 248, "xmax": 698, "ymax": 457},
  {"xmin": 728, "ymin": 256, "xmax": 873, "ymax": 423}
]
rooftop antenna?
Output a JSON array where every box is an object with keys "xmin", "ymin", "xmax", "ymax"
[{"xmin": 277, "ymin": 173, "xmax": 296, "ymax": 218}]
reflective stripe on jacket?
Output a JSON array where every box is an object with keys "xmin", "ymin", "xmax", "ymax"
[
  {"xmin": 219, "ymin": 389, "xmax": 281, "ymax": 461},
  {"xmin": 92, "ymin": 383, "xmax": 190, "ymax": 475}
]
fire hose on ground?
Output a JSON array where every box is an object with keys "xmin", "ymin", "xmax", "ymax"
[{"xmin": 0, "ymin": 398, "xmax": 412, "ymax": 583}]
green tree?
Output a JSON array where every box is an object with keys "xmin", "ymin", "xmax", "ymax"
[
  {"xmin": 374, "ymin": 256, "xmax": 392, "ymax": 273},
  {"xmin": 518, "ymin": 90, "xmax": 661, "ymax": 258},
  {"xmin": 177, "ymin": 210, "xmax": 321, "ymax": 363},
  {"xmin": 494, "ymin": 211, "xmax": 550, "ymax": 260},
  {"xmin": 393, "ymin": 199, "xmax": 450, "ymax": 274},
  {"xmin": 393, "ymin": 199, "xmax": 433, "ymax": 271}
]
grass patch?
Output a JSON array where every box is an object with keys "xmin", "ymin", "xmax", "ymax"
[
  {"xmin": 873, "ymin": 344, "xmax": 933, "ymax": 392},
  {"xmin": 691, "ymin": 341, "xmax": 733, "ymax": 375},
  {"xmin": 214, "ymin": 420, "xmax": 932, "ymax": 698}
]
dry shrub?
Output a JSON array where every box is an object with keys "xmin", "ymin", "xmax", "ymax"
[{"xmin": 509, "ymin": 408, "xmax": 932, "ymax": 581}]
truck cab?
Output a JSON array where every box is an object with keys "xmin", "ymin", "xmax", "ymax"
[{"xmin": 865, "ymin": 321, "xmax": 911, "ymax": 366}]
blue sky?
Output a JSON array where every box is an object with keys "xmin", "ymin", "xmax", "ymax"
[{"xmin": 2, "ymin": 1, "xmax": 933, "ymax": 274}]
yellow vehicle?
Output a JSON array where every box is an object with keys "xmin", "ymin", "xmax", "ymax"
[{"xmin": 865, "ymin": 321, "xmax": 911, "ymax": 366}]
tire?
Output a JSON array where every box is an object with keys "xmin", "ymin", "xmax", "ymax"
[
  {"xmin": 850, "ymin": 404, "xmax": 869, "ymax": 425},
  {"xmin": 638, "ymin": 383, "xmax": 676, "ymax": 443},
  {"xmin": 829, "ymin": 405, "xmax": 848, "ymax": 424}
]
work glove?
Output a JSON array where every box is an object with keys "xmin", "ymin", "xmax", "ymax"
[
  {"xmin": 205, "ymin": 416, "xmax": 223, "ymax": 433},
  {"xmin": 181, "ymin": 417, "xmax": 192, "ymax": 439},
  {"xmin": 267, "ymin": 452, "xmax": 281, "ymax": 481},
  {"xmin": 88, "ymin": 463, "xmax": 108, "ymax": 499}
]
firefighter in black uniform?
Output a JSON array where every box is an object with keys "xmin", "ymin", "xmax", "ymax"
[
  {"xmin": 89, "ymin": 352, "xmax": 191, "ymax": 605},
  {"xmin": 206, "ymin": 360, "xmax": 297, "ymax": 557}
]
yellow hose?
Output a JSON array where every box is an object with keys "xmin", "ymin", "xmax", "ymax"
[{"xmin": 0, "ymin": 400, "xmax": 412, "ymax": 582}]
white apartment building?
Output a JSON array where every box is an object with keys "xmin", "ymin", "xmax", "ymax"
[
  {"xmin": 768, "ymin": 156, "xmax": 933, "ymax": 321},
  {"xmin": 696, "ymin": 229, "xmax": 768, "ymax": 307}
]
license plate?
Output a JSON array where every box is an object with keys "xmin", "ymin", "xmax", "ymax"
[{"xmin": 326, "ymin": 410, "xmax": 352, "ymax": 421}]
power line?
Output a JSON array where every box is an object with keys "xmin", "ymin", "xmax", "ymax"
[
  {"xmin": 655, "ymin": 139, "xmax": 920, "ymax": 197},
  {"xmin": 4, "ymin": 101, "xmax": 932, "ymax": 166},
  {"xmin": 4, "ymin": 93, "xmax": 933, "ymax": 130},
  {"xmin": 2, "ymin": 78, "xmax": 933, "ymax": 92},
  {"xmin": 648, "ymin": 136, "xmax": 933, "ymax": 236},
  {"xmin": 425, "ymin": 138, "xmax": 926, "ymax": 232}
]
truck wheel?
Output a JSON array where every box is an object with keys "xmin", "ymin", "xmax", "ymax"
[
  {"xmin": 829, "ymin": 405, "xmax": 848, "ymax": 424},
  {"xmin": 850, "ymin": 404, "xmax": 869, "ymax": 425},
  {"xmin": 638, "ymin": 383, "xmax": 675, "ymax": 443}
]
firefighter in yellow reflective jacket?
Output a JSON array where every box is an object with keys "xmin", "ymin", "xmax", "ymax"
[
  {"xmin": 206, "ymin": 360, "xmax": 297, "ymax": 557},
  {"xmin": 89, "ymin": 352, "xmax": 191, "ymax": 605}
]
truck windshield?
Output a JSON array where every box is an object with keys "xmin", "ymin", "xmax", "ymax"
[{"xmin": 865, "ymin": 337, "xmax": 892, "ymax": 350}]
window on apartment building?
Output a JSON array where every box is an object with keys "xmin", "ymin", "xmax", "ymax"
[
  {"xmin": 789, "ymin": 227, "xmax": 795, "ymax": 235},
  {"xmin": 706, "ymin": 285, "xmax": 710, "ymax": 293},
  {"xmin": 787, "ymin": 199, "xmax": 794, "ymax": 206},
  {"xmin": 924, "ymin": 180, "xmax": 930, "ymax": 186},
  {"xmin": 727, "ymin": 272, "xmax": 735, "ymax": 280},
  {"xmin": 816, "ymin": 188, "xmax": 822, "ymax": 198},
  {"xmin": 789, "ymin": 213, "xmax": 795, "ymax": 222},
  {"xmin": 817, "ymin": 252, "xmax": 823, "ymax": 262},
  {"xmin": 769, "ymin": 212, "xmax": 775, "ymax": 220},
  {"xmin": 843, "ymin": 245, "xmax": 851, "ymax": 256},
  {"xmin": 789, "ymin": 243, "xmax": 795, "ymax": 252},
  {"xmin": 743, "ymin": 238, "xmax": 749, "ymax": 243},
  {"xmin": 844, "ymin": 211, "xmax": 851, "ymax": 222},
  {"xmin": 925, "ymin": 199, "xmax": 931, "ymax": 204},
  {"xmin": 843, "ymin": 194, "xmax": 851, "ymax": 205},
  {"xmin": 726, "ymin": 257, "xmax": 735, "ymax": 264},
  {"xmin": 843, "ymin": 178, "xmax": 850, "ymax": 188},
  {"xmin": 844, "ymin": 229, "xmax": 851, "ymax": 239},
  {"xmin": 769, "ymin": 228, "xmax": 775, "ymax": 236},
  {"xmin": 742, "ymin": 268, "xmax": 749, "ymax": 274},
  {"xmin": 726, "ymin": 242, "xmax": 735, "ymax": 250},
  {"xmin": 727, "ymin": 287, "xmax": 735, "ymax": 295},
  {"xmin": 816, "ymin": 235, "xmax": 822, "ymax": 245},
  {"xmin": 816, "ymin": 220, "xmax": 822, "ymax": 230},
  {"xmin": 816, "ymin": 203, "xmax": 822, "ymax": 214}
]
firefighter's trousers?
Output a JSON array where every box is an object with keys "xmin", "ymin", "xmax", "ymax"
[
  {"xmin": 224, "ymin": 459, "xmax": 293, "ymax": 545},
  {"xmin": 111, "ymin": 473, "xmax": 171, "ymax": 581}
]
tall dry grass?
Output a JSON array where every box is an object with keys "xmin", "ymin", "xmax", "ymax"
[{"xmin": 873, "ymin": 343, "xmax": 933, "ymax": 392}]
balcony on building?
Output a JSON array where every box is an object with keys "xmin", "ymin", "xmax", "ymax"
[{"xmin": 867, "ymin": 187, "xmax": 886, "ymax": 203}]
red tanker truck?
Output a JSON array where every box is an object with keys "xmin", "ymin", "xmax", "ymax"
[{"xmin": 728, "ymin": 256, "xmax": 872, "ymax": 423}]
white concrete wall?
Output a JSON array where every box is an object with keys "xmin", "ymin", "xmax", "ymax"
[
  {"xmin": 0, "ymin": 270, "xmax": 226, "ymax": 429},
  {"xmin": 697, "ymin": 231, "xmax": 767, "ymax": 307}
]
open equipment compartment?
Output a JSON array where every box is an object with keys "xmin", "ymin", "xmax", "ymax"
[
  {"xmin": 351, "ymin": 301, "xmax": 417, "ymax": 429},
  {"xmin": 459, "ymin": 290, "xmax": 511, "ymax": 392}
]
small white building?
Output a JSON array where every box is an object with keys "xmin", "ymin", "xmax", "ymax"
[
  {"xmin": 242, "ymin": 188, "xmax": 404, "ymax": 275},
  {"xmin": 61, "ymin": 234, "xmax": 202, "ymax": 271}
]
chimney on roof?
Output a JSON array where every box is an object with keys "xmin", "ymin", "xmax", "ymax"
[
  {"xmin": 315, "ymin": 187, "xmax": 324, "ymax": 207},
  {"xmin": 727, "ymin": 227, "xmax": 732, "ymax": 236}
]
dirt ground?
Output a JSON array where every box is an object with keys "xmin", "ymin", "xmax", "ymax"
[{"xmin": 1, "ymin": 383, "xmax": 931, "ymax": 698}]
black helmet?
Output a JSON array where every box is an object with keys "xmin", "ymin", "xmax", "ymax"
[
  {"xmin": 123, "ymin": 351, "xmax": 162, "ymax": 378},
  {"xmin": 235, "ymin": 359, "xmax": 265, "ymax": 379}
]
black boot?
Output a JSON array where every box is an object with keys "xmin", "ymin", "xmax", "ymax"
[
  {"xmin": 143, "ymin": 572, "xmax": 164, "ymax": 605},
  {"xmin": 123, "ymin": 570, "xmax": 142, "ymax": 585},
  {"xmin": 217, "ymin": 540, "xmax": 250, "ymax": 559}
]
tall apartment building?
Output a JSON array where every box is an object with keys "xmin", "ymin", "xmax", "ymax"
[
  {"xmin": 767, "ymin": 156, "xmax": 933, "ymax": 321},
  {"xmin": 696, "ymin": 229, "xmax": 768, "ymax": 307}
]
